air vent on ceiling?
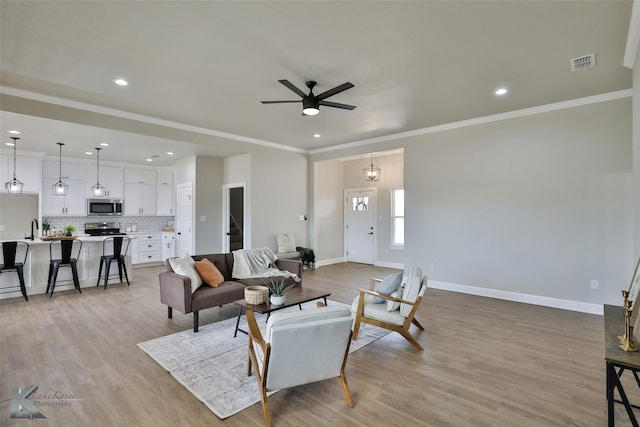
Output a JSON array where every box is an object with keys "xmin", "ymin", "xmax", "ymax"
[{"xmin": 570, "ymin": 53, "xmax": 595, "ymax": 71}]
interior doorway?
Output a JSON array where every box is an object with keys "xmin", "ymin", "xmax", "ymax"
[
  {"xmin": 176, "ymin": 182, "xmax": 193, "ymax": 256},
  {"xmin": 223, "ymin": 183, "xmax": 246, "ymax": 252},
  {"xmin": 345, "ymin": 188, "xmax": 376, "ymax": 264}
]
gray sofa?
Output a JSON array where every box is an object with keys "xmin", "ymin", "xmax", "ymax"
[{"xmin": 159, "ymin": 253, "xmax": 302, "ymax": 332}]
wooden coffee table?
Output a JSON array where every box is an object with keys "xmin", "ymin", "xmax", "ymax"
[{"xmin": 233, "ymin": 287, "xmax": 331, "ymax": 337}]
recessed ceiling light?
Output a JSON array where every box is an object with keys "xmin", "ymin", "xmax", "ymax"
[
  {"xmin": 145, "ymin": 158, "xmax": 153, "ymax": 162},
  {"xmin": 100, "ymin": 142, "xmax": 109, "ymax": 147},
  {"xmin": 5, "ymin": 142, "xmax": 15, "ymax": 146},
  {"xmin": 114, "ymin": 78, "xmax": 128, "ymax": 86},
  {"xmin": 314, "ymin": 134, "xmax": 321, "ymax": 138},
  {"xmin": 8, "ymin": 130, "xmax": 21, "ymax": 135},
  {"xmin": 166, "ymin": 152, "xmax": 174, "ymax": 155},
  {"xmin": 85, "ymin": 151, "xmax": 93, "ymax": 155},
  {"xmin": 495, "ymin": 88, "xmax": 508, "ymax": 95}
]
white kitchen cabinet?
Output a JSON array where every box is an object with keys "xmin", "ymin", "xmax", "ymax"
[
  {"xmin": 156, "ymin": 167, "xmax": 173, "ymax": 216},
  {"xmin": 161, "ymin": 231, "xmax": 176, "ymax": 260},
  {"xmin": 124, "ymin": 167, "xmax": 157, "ymax": 215},
  {"xmin": 128, "ymin": 235, "xmax": 139, "ymax": 264},
  {"xmin": 137, "ymin": 233, "xmax": 161, "ymax": 264},
  {"xmin": 86, "ymin": 164, "xmax": 124, "ymax": 198},
  {"xmin": 124, "ymin": 182, "xmax": 156, "ymax": 215},
  {"xmin": 0, "ymin": 154, "xmax": 42, "ymax": 193},
  {"xmin": 42, "ymin": 159, "xmax": 87, "ymax": 215}
]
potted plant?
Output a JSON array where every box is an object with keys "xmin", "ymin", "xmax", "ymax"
[
  {"xmin": 42, "ymin": 219, "xmax": 50, "ymax": 236},
  {"xmin": 266, "ymin": 276, "xmax": 294, "ymax": 305},
  {"xmin": 63, "ymin": 224, "xmax": 76, "ymax": 237}
]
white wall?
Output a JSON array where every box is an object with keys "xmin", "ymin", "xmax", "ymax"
[
  {"xmin": 403, "ymin": 98, "xmax": 632, "ymax": 307},
  {"xmin": 195, "ymin": 156, "xmax": 223, "ymax": 254},
  {"xmin": 313, "ymin": 159, "xmax": 344, "ymax": 261},
  {"xmin": 248, "ymin": 148, "xmax": 309, "ymax": 251}
]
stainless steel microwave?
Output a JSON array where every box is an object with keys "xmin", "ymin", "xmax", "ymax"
[{"xmin": 87, "ymin": 198, "xmax": 124, "ymax": 216}]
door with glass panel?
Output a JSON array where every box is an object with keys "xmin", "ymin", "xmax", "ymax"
[{"xmin": 345, "ymin": 189, "xmax": 376, "ymax": 264}]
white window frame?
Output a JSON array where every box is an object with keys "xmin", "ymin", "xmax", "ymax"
[{"xmin": 391, "ymin": 188, "xmax": 404, "ymax": 249}]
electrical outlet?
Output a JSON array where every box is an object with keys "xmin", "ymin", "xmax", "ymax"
[
  {"xmin": 591, "ymin": 280, "xmax": 599, "ymax": 290},
  {"xmin": 200, "ymin": 215, "xmax": 206, "ymax": 222},
  {"xmin": 430, "ymin": 262, "xmax": 435, "ymax": 271}
]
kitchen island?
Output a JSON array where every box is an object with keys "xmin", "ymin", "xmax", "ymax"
[{"xmin": 0, "ymin": 235, "xmax": 132, "ymax": 300}]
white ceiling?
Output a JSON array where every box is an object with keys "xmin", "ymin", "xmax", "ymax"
[{"xmin": 0, "ymin": 1, "xmax": 634, "ymax": 165}]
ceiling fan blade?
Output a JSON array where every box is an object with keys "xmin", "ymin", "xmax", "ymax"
[
  {"xmin": 278, "ymin": 79, "xmax": 307, "ymax": 98},
  {"xmin": 261, "ymin": 100, "xmax": 300, "ymax": 104},
  {"xmin": 316, "ymin": 82, "xmax": 354, "ymax": 100},
  {"xmin": 319, "ymin": 100, "xmax": 357, "ymax": 110}
]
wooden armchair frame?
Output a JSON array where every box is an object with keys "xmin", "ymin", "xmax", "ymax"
[
  {"xmin": 352, "ymin": 276, "xmax": 426, "ymax": 351},
  {"xmin": 246, "ymin": 308, "xmax": 354, "ymax": 427}
]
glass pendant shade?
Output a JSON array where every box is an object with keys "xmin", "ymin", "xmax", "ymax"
[
  {"xmin": 363, "ymin": 155, "xmax": 381, "ymax": 182},
  {"xmin": 91, "ymin": 147, "xmax": 107, "ymax": 196},
  {"xmin": 4, "ymin": 137, "xmax": 23, "ymax": 194},
  {"xmin": 52, "ymin": 142, "xmax": 69, "ymax": 196}
]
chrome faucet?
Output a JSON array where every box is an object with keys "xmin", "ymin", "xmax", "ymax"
[{"xmin": 29, "ymin": 218, "xmax": 39, "ymax": 241}]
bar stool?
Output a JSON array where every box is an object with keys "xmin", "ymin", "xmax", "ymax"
[
  {"xmin": 97, "ymin": 236, "xmax": 130, "ymax": 289},
  {"xmin": 0, "ymin": 241, "xmax": 29, "ymax": 301},
  {"xmin": 47, "ymin": 239, "xmax": 82, "ymax": 298}
]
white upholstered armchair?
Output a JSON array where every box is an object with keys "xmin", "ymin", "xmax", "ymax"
[
  {"xmin": 246, "ymin": 305, "xmax": 355, "ymax": 427},
  {"xmin": 352, "ymin": 267, "xmax": 427, "ymax": 350}
]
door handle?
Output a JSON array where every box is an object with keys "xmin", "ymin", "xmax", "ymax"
[{"xmin": 368, "ymin": 232, "xmax": 374, "ymax": 235}]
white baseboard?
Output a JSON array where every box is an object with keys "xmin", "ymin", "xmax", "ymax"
[
  {"xmin": 375, "ymin": 260, "xmax": 404, "ymax": 269},
  {"xmin": 315, "ymin": 257, "xmax": 346, "ymax": 267},
  {"xmin": 428, "ymin": 280, "xmax": 603, "ymax": 315}
]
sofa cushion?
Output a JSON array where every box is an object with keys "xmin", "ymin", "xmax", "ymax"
[
  {"xmin": 191, "ymin": 281, "xmax": 248, "ymax": 311},
  {"xmin": 238, "ymin": 276, "xmax": 300, "ymax": 289},
  {"xmin": 373, "ymin": 272, "xmax": 403, "ymax": 303},
  {"xmin": 194, "ymin": 258, "xmax": 224, "ymax": 287},
  {"xmin": 169, "ymin": 254, "xmax": 202, "ymax": 294}
]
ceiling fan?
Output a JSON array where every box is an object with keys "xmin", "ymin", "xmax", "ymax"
[{"xmin": 261, "ymin": 80, "xmax": 356, "ymax": 116}]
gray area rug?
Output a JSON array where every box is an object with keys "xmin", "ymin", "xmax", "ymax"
[{"xmin": 137, "ymin": 300, "xmax": 389, "ymax": 419}]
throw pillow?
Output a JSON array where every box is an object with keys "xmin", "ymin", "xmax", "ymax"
[
  {"xmin": 373, "ymin": 272, "xmax": 403, "ymax": 303},
  {"xmin": 387, "ymin": 290, "xmax": 401, "ymax": 312},
  {"xmin": 169, "ymin": 254, "xmax": 202, "ymax": 294},
  {"xmin": 194, "ymin": 258, "xmax": 224, "ymax": 287},
  {"xmin": 277, "ymin": 232, "xmax": 296, "ymax": 253}
]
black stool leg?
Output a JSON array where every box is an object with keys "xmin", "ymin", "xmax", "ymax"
[
  {"xmin": 71, "ymin": 261, "xmax": 81, "ymax": 293},
  {"xmin": 119, "ymin": 258, "xmax": 130, "ymax": 286},
  {"xmin": 96, "ymin": 258, "xmax": 104, "ymax": 286},
  {"xmin": 103, "ymin": 259, "xmax": 112, "ymax": 289},
  {"xmin": 46, "ymin": 264, "xmax": 53, "ymax": 294},
  {"xmin": 117, "ymin": 258, "xmax": 124, "ymax": 283},
  {"xmin": 48, "ymin": 263, "xmax": 59, "ymax": 298},
  {"xmin": 16, "ymin": 266, "xmax": 28, "ymax": 301}
]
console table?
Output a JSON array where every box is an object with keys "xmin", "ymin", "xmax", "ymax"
[{"xmin": 605, "ymin": 304, "xmax": 640, "ymax": 426}]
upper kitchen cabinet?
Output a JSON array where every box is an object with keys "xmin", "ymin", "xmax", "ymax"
[
  {"xmin": 0, "ymin": 153, "xmax": 42, "ymax": 193},
  {"xmin": 124, "ymin": 167, "xmax": 156, "ymax": 215},
  {"xmin": 156, "ymin": 167, "xmax": 174, "ymax": 216},
  {"xmin": 86, "ymin": 164, "xmax": 124, "ymax": 198},
  {"xmin": 42, "ymin": 159, "xmax": 86, "ymax": 215}
]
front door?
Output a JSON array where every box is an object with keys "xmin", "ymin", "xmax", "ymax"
[{"xmin": 345, "ymin": 189, "xmax": 376, "ymax": 264}]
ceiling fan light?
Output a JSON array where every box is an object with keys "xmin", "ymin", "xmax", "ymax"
[
  {"xmin": 302, "ymin": 107, "xmax": 319, "ymax": 116},
  {"xmin": 302, "ymin": 97, "xmax": 319, "ymax": 116}
]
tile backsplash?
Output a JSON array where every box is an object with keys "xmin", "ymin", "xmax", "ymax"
[{"xmin": 44, "ymin": 216, "xmax": 175, "ymax": 234}]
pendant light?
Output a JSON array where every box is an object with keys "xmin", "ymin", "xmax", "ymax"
[
  {"xmin": 4, "ymin": 137, "xmax": 24, "ymax": 194},
  {"xmin": 52, "ymin": 142, "xmax": 69, "ymax": 196},
  {"xmin": 363, "ymin": 154, "xmax": 381, "ymax": 182},
  {"xmin": 91, "ymin": 147, "xmax": 107, "ymax": 196}
]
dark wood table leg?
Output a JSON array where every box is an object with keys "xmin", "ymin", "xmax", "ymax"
[{"xmin": 608, "ymin": 361, "xmax": 615, "ymax": 427}]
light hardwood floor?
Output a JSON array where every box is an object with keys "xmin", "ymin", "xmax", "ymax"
[{"xmin": 0, "ymin": 262, "xmax": 629, "ymax": 426}]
